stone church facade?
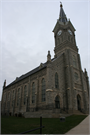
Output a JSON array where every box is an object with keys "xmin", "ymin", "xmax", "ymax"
[{"xmin": 1, "ymin": 3, "xmax": 89, "ymax": 117}]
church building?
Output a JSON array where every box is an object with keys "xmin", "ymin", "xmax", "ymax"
[{"xmin": 1, "ymin": 3, "xmax": 89, "ymax": 117}]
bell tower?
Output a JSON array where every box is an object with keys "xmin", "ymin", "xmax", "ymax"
[
  {"xmin": 53, "ymin": 3, "xmax": 78, "ymax": 58},
  {"xmin": 52, "ymin": 3, "xmax": 89, "ymax": 113}
]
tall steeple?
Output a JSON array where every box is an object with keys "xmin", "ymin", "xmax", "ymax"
[
  {"xmin": 59, "ymin": 2, "xmax": 67, "ymax": 23},
  {"xmin": 53, "ymin": 2, "xmax": 77, "ymax": 58}
]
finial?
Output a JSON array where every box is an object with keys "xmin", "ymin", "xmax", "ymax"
[
  {"xmin": 48, "ymin": 51, "xmax": 50, "ymax": 55},
  {"xmin": 60, "ymin": 2, "xmax": 62, "ymax": 7},
  {"xmin": 3, "ymin": 79, "xmax": 6, "ymax": 89},
  {"xmin": 47, "ymin": 50, "xmax": 51, "ymax": 62}
]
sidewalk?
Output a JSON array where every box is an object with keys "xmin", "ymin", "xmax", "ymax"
[{"xmin": 65, "ymin": 115, "xmax": 90, "ymax": 134}]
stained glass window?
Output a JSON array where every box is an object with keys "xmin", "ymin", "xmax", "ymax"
[
  {"xmin": 24, "ymin": 85, "xmax": 27, "ymax": 105},
  {"xmin": 32, "ymin": 82, "xmax": 35, "ymax": 103},
  {"xmin": 55, "ymin": 73, "xmax": 59, "ymax": 89},
  {"xmin": 73, "ymin": 55, "xmax": 77, "ymax": 68},
  {"xmin": 17, "ymin": 88, "xmax": 20, "ymax": 106},
  {"xmin": 42, "ymin": 78, "xmax": 46, "ymax": 102},
  {"xmin": 13, "ymin": 90, "xmax": 15, "ymax": 100},
  {"xmin": 8, "ymin": 92, "xmax": 10, "ymax": 101}
]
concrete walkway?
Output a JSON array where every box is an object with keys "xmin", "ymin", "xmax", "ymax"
[{"xmin": 65, "ymin": 115, "xmax": 90, "ymax": 134}]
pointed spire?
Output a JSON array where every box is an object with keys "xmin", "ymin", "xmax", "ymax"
[
  {"xmin": 84, "ymin": 68, "xmax": 88, "ymax": 77},
  {"xmin": 3, "ymin": 79, "xmax": 6, "ymax": 89},
  {"xmin": 47, "ymin": 51, "xmax": 51, "ymax": 62},
  {"xmin": 59, "ymin": 2, "xmax": 67, "ymax": 23}
]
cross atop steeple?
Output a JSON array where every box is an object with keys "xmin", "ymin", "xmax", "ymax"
[
  {"xmin": 60, "ymin": 2, "xmax": 62, "ymax": 7},
  {"xmin": 59, "ymin": 2, "xmax": 67, "ymax": 23}
]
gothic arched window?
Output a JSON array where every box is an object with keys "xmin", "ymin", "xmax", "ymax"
[
  {"xmin": 55, "ymin": 73, "xmax": 59, "ymax": 89},
  {"xmin": 42, "ymin": 78, "xmax": 46, "ymax": 102},
  {"xmin": 13, "ymin": 91, "xmax": 14, "ymax": 100},
  {"xmin": 24, "ymin": 85, "xmax": 27, "ymax": 105},
  {"xmin": 12, "ymin": 91, "xmax": 14, "ymax": 107},
  {"xmin": 32, "ymin": 82, "xmax": 35, "ymax": 103},
  {"xmin": 17, "ymin": 88, "xmax": 20, "ymax": 106},
  {"xmin": 73, "ymin": 55, "xmax": 77, "ymax": 68}
]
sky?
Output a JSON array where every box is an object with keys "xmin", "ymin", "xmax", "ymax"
[{"xmin": 0, "ymin": 0, "xmax": 90, "ymax": 101}]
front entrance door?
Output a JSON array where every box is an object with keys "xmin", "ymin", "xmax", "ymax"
[
  {"xmin": 55, "ymin": 96, "xmax": 60, "ymax": 109},
  {"xmin": 77, "ymin": 95, "xmax": 81, "ymax": 111}
]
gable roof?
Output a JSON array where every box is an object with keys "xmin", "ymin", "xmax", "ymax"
[
  {"xmin": 4, "ymin": 54, "xmax": 63, "ymax": 90},
  {"xmin": 4, "ymin": 62, "xmax": 47, "ymax": 89}
]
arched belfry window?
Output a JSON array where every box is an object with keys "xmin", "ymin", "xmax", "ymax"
[
  {"xmin": 55, "ymin": 73, "xmax": 59, "ymax": 89},
  {"xmin": 24, "ymin": 85, "xmax": 27, "ymax": 105},
  {"xmin": 42, "ymin": 78, "xmax": 46, "ymax": 102},
  {"xmin": 32, "ymin": 82, "xmax": 35, "ymax": 103},
  {"xmin": 73, "ymin": 55, "xmax": 77, "ymax": 68}
]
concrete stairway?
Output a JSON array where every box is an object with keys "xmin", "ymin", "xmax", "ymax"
[
  {"xmin": 73, "ymin": 110, "xmax": 86, "ymax": 115},
  {"xmin": 24, "ymin": 110, "xmax": 61, "ymax": 118},
  {"xmin": 24, "ymin": 110, "xmax": 86, "ymax": 118}
]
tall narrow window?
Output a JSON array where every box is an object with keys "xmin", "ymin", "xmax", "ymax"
[
  {"xmin": 42, "ymin": 78, "xmax": 46, "ymax": 102},
  {"xmin": 73, "ymin": 55, "xmax": 77, "ymax": 68},
  {"xmin": 55, "ymin": 73, "xmax": 59, "ymax": 89},
  {"xmin": 32, "ymin": 82, "xmax": 35, "ymax": 103},
  {"xmin": 13, "ymin": 90, "xmax": 15, "ymax": 100},
  {"xmin": 17, "ymin": 88, "xmax": 20, "ymax": 106},
  {"xmin": 8, "ymin": 92, "xmax": 10, "ymax": 101},
  {"xmin": 12, "ymin": 91, "xmax": 14, "ymax": 107},
  {"xmin": 24, "ymin": 85, "xmax": 27, "ymax": 105}
]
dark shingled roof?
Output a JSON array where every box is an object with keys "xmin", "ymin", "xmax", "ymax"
[
  {"xmin": 4, "ymin": 56, "xmax": 60, "ymax": 89},
  {"xmin": 4, "ymin": 62, "xmax": 47, "ymax": 89}
]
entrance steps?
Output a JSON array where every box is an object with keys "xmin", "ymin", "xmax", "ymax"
[
  {"xmin": 24, "ymin": 111, "xmax": 61, "ymax": 118},
  {"xmin": 24, "ymin": 109, "xmax": 70, "ymax": 118},
  {"xmin": 73, "ymin": 110, "xmax": 86, "ymax": 115},
  {"xmin": 24, "ymin": 110, "xmax": 87, "ymax": 118}
]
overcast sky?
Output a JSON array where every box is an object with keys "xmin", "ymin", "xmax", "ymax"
[{"xmin": 0, "ymin": 0, "xmax": 90, "ymax": 101}]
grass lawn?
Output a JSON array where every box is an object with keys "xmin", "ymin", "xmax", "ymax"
[{"xmin": 1, "ymin": 115, "xmax": 87, "ymax": 134}]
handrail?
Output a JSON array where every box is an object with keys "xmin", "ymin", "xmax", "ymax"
[
  {"xmin": 19, "ymin": 126, "xmax": 45, "ymax": 134},
  {"xmin": 19, "ymin": 117, "xmax": 44, "ymax": 134}
]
